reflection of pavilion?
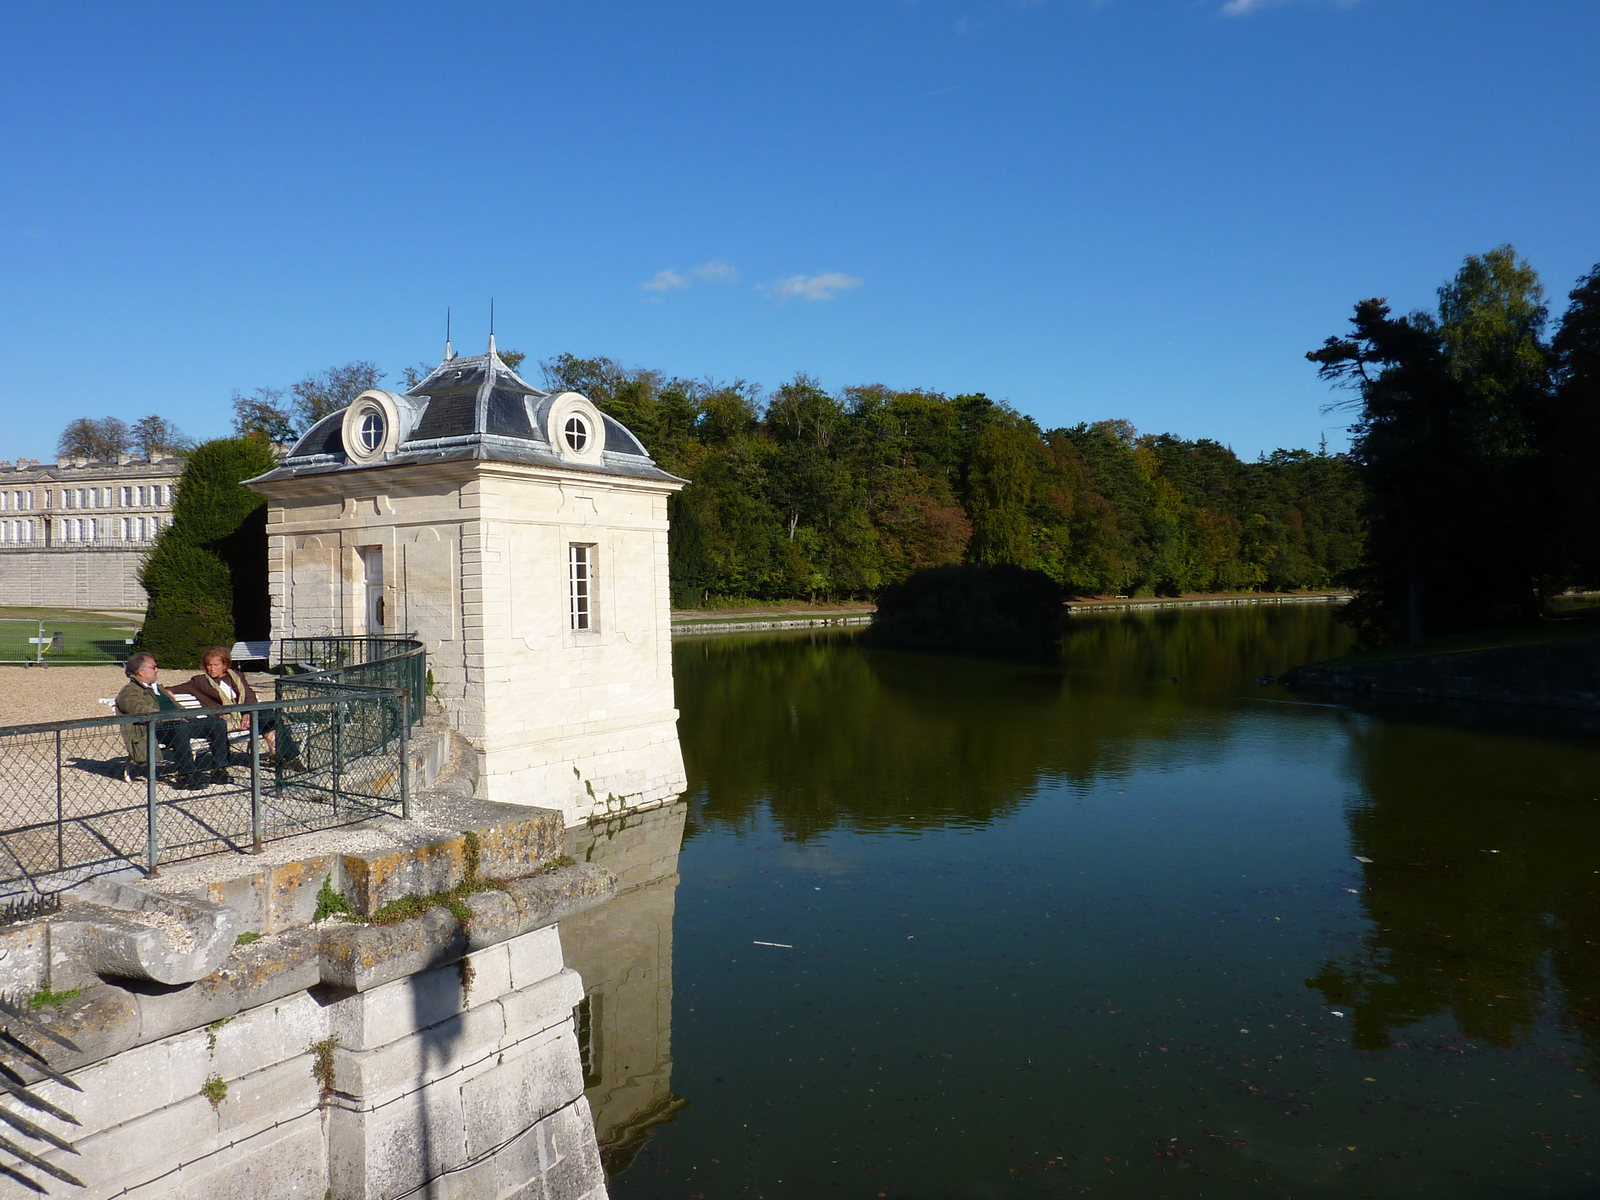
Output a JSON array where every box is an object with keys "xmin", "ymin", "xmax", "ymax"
[{"xmin": 560, "ymin": 801, "xmax": 689, "ymax": 1175}]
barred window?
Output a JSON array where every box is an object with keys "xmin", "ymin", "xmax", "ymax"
[{"xmin": 569, "ymin": 544, "xmax": 594, "ymax": 631}]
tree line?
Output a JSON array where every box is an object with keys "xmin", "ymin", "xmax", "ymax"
[
  {"xmin": 221, "ymin": 348, "xmax": 1366, "ymax": 609},
  {"xmin": 1310, "ymin": 246, "xmax": 1600, "ymax": 644},
  {"xmin": 540, "ymin": 354, "xmax": 1363, "ymax": 608},
  {"xmin": 99, "ymin": 338, "xmax": 1369, "ymax": 658}
]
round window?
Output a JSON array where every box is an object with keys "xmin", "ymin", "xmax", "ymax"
[
  {"xmin": 357, "ymin": 410, "xmax": 385, "ymax": 454},
  {"xmin": 564, "ymin": 414, "xmax": 590, "ymax": 454}
]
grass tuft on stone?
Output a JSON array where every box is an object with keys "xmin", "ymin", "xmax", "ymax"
[
  {"xmin": 309, "ymin": 1036, "xmax": 340, "ymax": 1099},
  {"xmin": 206, "ymin": 1016, "xmax": 232, "ymax": 1055},
  {"xmin": 27, "ymin": 986, "xmax": 81, "ymax": 1009},
  {"xmin": 201, "ymin": 1074, "xmax": 228, "ymax": 1110},
  {"xmin": 312, "ymin": 876, "xmax": 352, "ymax": 923}
]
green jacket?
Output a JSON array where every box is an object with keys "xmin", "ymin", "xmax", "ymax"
[{"xmin": 115, "ymin": 680, "xmax": 183, "ymax": 763}]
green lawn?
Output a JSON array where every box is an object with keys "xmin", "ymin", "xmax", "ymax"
[{"xmin": 0, "ymin": 607, "xmax": 140, "ymax": 664}]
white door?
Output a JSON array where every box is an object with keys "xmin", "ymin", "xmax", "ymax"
[{"xmin": 360, "ymin": 546, "xmax": 385, "ymax": 632}]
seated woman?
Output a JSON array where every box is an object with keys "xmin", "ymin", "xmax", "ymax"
[{"xmin": 182, "ymin": 646, "xmax": 305, "ymax": 772}]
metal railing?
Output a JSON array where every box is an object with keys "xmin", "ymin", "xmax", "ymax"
[
  {"xmin": 278, "ymin": 635, "xmax": 427, "ymax": 725},
  {"xmin": 0, "ymin": 635, "xmax": 426, "ymax": 892},
  {"xmin": 0, "ymin": 692, "xmax": 410, "ymax": 892}
]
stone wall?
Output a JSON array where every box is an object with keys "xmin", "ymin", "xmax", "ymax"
[
  {"xmin": 0, "ymin": 547, "xmax": 148, "ymax": 609},
  {"xmin": 0, "ymin": 800, "xmax": 616, "ymax": 1200},
  {"xmin": 3, "ymin": 928, "xmax": 604, "ymax": 1200}
]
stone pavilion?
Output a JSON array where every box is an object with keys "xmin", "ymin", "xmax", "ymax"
[{"xmin": 245, "ymin": 338, "xmax": 687, "ymax": 825}]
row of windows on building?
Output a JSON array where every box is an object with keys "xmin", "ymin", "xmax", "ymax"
[
  {"xmin": 0, "ymin": 484, "xmax": 175, "ymax": 511},
  {"xmin": 0, "ymin": 516, "xmax": 165, "ymax": 544},
  {"xmin": 0, "ymin": 485, "xmax": 174, "ymax": 512}
]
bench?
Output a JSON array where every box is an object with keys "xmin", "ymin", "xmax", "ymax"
[
  {"xmin": 230, "ymin": 640, "xmax": 272, "ymax": 666},
  {"xmin": 100, "ymin": 692, "xmax": 273, "ymax": 782}
]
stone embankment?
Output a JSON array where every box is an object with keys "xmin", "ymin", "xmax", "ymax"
[
  {"xmin": 1284, "ymin": 636, "xmax": 1600, "ymax": 711},
  {"xmin": 668, "ymin": 591, "xmax": 1349, "ymax": 637},
  {"xmin": 1066, "ymin": 590, "xmax": 1350, "ymax": 615},
  {"xmin": 0, "ymin": 791, "xmax": 616, "ymax": 1199}
]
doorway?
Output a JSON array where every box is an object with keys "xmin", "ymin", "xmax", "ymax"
[{"xmin": 359, "ymin": 546, "xmax": 385, "ymax": 633}]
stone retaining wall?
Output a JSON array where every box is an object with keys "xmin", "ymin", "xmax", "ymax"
[{"xmin": 0, "ymin": 799, "xmax": 616, "ymax": 1200}]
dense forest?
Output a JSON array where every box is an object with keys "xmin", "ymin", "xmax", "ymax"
[
  {"xmin": 539, "ymin": 355, "xmax": 1364, "ymax": 608},
  {"xmin": 1311, "ymin": 247, "xmax": 1600, "ymax": 643}
]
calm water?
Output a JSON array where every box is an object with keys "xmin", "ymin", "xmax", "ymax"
[{"xmin": 578, "ymin": 604, "xmax": 1600, "ymax": 1199}]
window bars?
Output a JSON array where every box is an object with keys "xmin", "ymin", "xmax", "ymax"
[{"xmin": 569, "ymin": 544, "xmax": 594, "ymax": 631}]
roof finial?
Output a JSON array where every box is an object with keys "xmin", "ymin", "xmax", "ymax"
[
  {"xmin": 488, "ymin": 298, "xmax": 497, "ymax": 357},
  {"xmin": 444, "ymin": 307, "xmax": 454, "ymax": 361}
]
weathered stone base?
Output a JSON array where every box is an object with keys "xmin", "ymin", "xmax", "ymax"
[
  {"xmin": 0, "ymin": 801, "xmax": 614, "ymax": 1200},
  {"xmin": 477, "ymin": 718, "xmax": 687, "ymax": 826},
  {"xmin": 1, "ymin": 929, "xmax": 606, "ymax": 1200}
]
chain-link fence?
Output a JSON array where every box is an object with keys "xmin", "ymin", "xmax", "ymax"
[
  {"xmin": 0, "ymin": 617, "xmax": 139, "ymax": 665},
  {"xmin": 0, "ymin": 690, "xmax": 410, "ymax": 894}
]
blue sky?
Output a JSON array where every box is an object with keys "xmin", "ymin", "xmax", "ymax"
[{"xmin": 2, "ymin": 0, "xmax": 1595, "ymax": 460}]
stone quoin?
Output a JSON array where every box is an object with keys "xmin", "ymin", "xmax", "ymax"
[{"xmin": 245, "ymin": 337, "xmax": 688, "ymax": 825}]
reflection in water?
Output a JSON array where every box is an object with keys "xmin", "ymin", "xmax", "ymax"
[
  {"xmin": 1308, "ymin": 717, "xmax": 1600, "ymax": 1065},
  {"xmin": 561, "ymin": 802, "xmax": 690, "ymax": 1175},
  {"xmin": 677, "ymin": 603, "xmax": 1356, "ymax": 837},
  {"xmin": 624, "ymin": 604, "xmax": 1600, "ymax": 1197}
]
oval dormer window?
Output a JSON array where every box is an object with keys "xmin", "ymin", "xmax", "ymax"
[
  {"xmin": 564, "ymin": 414, "xmax": 590, "ymax": 454},
  {"xmin": 357, "ymin": 410, "xmax": 385, "ymax": 454}
]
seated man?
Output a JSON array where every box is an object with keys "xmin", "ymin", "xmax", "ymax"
[
  {"xmin": 180, "ymin": 646, "xmax": 304, "ymax": 773},
  {"xmin": 115, "ymin": 652, "xmax": 232, "ymax": 788}
]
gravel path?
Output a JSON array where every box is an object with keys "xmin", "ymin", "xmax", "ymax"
[
  {"xmin": 0, "ymin": 665, "xmax": 138, "ymax": 727},
  {"xmin": 0, "ymin": 665, "xmax": 272, "ymax": 727}
]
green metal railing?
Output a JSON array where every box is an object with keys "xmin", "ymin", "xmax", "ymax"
[
  {"xmin": 278, "ymin": 635, "xmax": 427, "ymax": 725},
  {"xmin": 0, "ymin": 635, "xmax": 426, "ymax": 892}
]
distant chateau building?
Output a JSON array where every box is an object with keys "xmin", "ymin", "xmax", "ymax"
[
  {"xmin": 0, "ymin": 454, "xmax": 182, "ymax": 609},
  {"xmin": 245, "ymin": 338, "xmax": 688, "ymax": 825}
]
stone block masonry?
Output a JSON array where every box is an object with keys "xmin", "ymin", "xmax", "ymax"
[
  {"xmin": 0, "ymin": 547, "xmax": 150, "ymax": 609},
  {"xmin": 0, "ymin": 799, "xmax": 616, "ymax": 1200}
]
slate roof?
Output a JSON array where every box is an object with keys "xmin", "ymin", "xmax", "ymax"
[{"xmin": 249, "ymin": 344, "xmax": 680, "ymax": 486}]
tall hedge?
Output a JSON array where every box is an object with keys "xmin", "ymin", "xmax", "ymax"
[{"xmin": 137, "ymin": 437, "xmax": 277, "ymax": 668}]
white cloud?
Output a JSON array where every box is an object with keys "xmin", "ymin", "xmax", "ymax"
[
  {"xmin": 641, "ymin": 260, "xmax": 739, "ymax": 293},
  {"xmin": 691, "ymin": 259, "xmax": 739, "ymax": 282},
  {"xmin": 641, "ymin": 268, "xmax": 689, "ymax": 292},
  {"xmin": 766, "ymin": 272, "xmax": 864, "ymax": 303}
]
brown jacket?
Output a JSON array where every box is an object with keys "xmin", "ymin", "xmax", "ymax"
[{"xmin": 180, "ymin": 669, "xmax": 259, "ymax": 710}]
